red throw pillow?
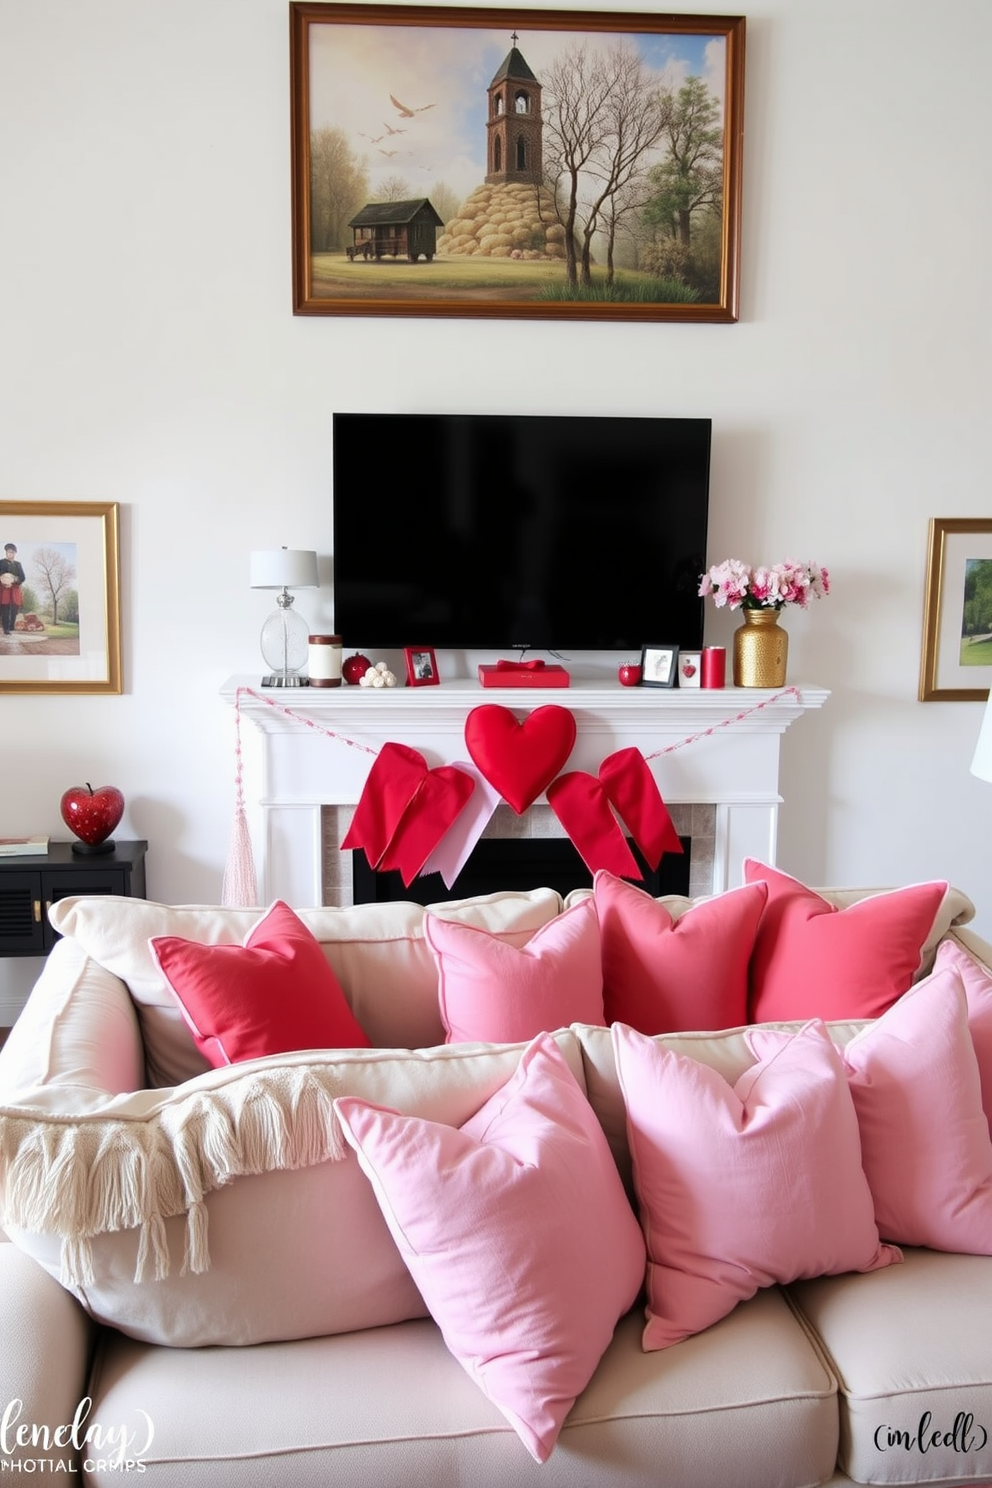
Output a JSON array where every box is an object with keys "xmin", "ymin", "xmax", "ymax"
[
  {"xmin": 745, "ymin": 860, "xmax": 949, "ymax": 1023},
  {"xmin": 594, "ymin": 871, "xmax": 767, "ymax": 1033},
  {"xmin": 151, "ymin": 900, "xmax": 371, "ymax": 1066}
]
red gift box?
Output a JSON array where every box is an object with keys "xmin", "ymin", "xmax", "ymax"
[{"xmin": 478, "ymin": 662, "xmax": 571, "ymax": 688}]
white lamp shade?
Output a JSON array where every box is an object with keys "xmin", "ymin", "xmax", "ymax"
[
  {"xmin": 250, "ymin": 548, "xmax": 319, "ymax": 590},
  {"xmin": 972, "ymin": 691, "xmax": 992, "ymax": 783}
]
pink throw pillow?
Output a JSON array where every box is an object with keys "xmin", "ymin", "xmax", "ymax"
[
  {"xmin": 613, "ymin": 1020, "xmax": 899, "ymax": 1351},
  {"xmin": 744, "ymin": 860, "xmax": 949, "ymax": 1022},
  {"xmin": 935, "ymin": 939, "xmax": 992, "ymax": 1134},
  {"xmin": 426, "ymin": 896, "xmax": 604, "ymax": 1044},
  {"xmin": 748, "ymin": 969, "xmax": 992, "ymax": 1255},
  {"xmin": 594, "ymin": 871, "xmax": 767, "ymax": 1033},
  {"xmin": 334, "ymin": 1034, "xmax": 646, "ymax": 1463},
  {"xmin": 150, "ymin": 900, "xmax": 371, "ymax": 1066}
]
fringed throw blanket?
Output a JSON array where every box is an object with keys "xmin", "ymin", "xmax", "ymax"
[{"xmin": 0, "ymin": 1062, "xmax": 350, "ymax": 1288}]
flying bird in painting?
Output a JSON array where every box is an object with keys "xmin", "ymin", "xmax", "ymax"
[
  {"xmin": 378, "ymin": 148, "xmax": 398, "ymax": 157},
  {"xmin": 389, "ymin": 93, "xmax": 436, "ymax": 117},
  {"xmin": 381, "ymin": 121, "xmax": 406, "ymax": 136}
]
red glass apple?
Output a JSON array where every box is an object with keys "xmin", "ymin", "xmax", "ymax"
[
  {"xmin": 618, "ymin": 662, "xmax": 642, "ymax": 687},
  {"xmin": 60, "ymin": 782, "xmax": 125, "ymax": 854}
]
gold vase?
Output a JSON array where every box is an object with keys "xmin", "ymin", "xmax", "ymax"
[{"xmin": 733, "ymin": 608, "xmax": 788, "ymax": 687}]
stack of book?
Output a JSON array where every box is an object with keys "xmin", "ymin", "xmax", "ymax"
[{"xmin": 0, "ymin": 835, "xmax": 50, "ymax": 857}]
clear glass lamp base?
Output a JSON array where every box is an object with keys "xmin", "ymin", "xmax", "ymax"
[{"xmin": 259, "ymin": 597, "xmax": 310, "ymax": 687}]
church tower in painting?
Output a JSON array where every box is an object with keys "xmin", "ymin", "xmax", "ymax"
[{"xmin": 485, "ymin": 35, "xmax": 544, "ymax": 186}]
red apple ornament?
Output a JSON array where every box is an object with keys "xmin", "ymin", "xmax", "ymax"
[
  {"xmin": 60, "ymin": 782, "xmax": 124, "ymax": 855},
  {"xmin": 342, "ymin": 653, "xmax": 372, "ymax": 685},
  {"xmin": 618, "ymin": 662, "xmax": 642, "ymax": 687}
]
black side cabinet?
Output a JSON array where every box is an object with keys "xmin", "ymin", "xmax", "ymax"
[{"xmin": 0, "ymin": 840, "xmax": 147, "ymax": 957}]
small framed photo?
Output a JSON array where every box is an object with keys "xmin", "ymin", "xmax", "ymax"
[
  {"xmin": 404, "ymin": 646, "xmax": 439, "ymax": 686},
  {"xmin": 678, "ymin": 650, "xmax": 702, "ymax": 688},
  {"xmin": 640, "ymin": 644, "xmax": 679, "ymax": 689}
]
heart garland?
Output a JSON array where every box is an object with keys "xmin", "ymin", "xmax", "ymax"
[
  {"xmin": 342, "ymin": 711, "xmax": 681, "ymax": 891},
  {"xmin": 341, "ymin": 742, "xmax": 476, "ymax": 887},
  {"xmin": 464, "ymin": 704, "xmax": 577, "ymax": 814}
]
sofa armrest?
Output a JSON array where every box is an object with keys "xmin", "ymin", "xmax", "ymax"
[
  {"xmin": 0, "ymin": 1241, "xmax": 95, "ymax": 1470},
  {"xmin": 0, "ymin": 937, "xmax": 145, "ymax": 1108},
  {"xmin": 949, "ymin": 923, "xmax": 992, "ymax": 970}
]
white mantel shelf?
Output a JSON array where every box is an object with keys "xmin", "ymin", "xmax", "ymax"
[{"xmin": 220, "ymin": 676, "xmax": 829, "ymax": 905}]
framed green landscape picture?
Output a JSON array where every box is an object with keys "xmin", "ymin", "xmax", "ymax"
[
  {"xmin": 919, "ymin": 517, "xmax": 992, "ymax": 701},
  {"xmin": 290, "ymin": 3, "xmax": 745, "ymax": 322}
]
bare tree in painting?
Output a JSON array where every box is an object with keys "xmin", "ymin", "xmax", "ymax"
[
  {"xmin": 541, "ymin": 42, "xmax": 678, "ymax": 289},
  {"xmin": 32, "ymin": 547, "xmax": 75, "ymax": 626},
  {"xmin": 540, "ymin": 44, "xmax": 618, "ymax": 287},
  {"xmin": 576, "ymin": 44, "xmax": 668, "ymax": 285}
]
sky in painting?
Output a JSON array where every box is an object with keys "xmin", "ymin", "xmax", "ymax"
[{"xmin": 309, "ymin": 21, "xmax": 726, "ymax": 205}]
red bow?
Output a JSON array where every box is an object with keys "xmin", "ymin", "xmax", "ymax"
[
  {"xmin": 341, "ymin": 743, "xmax": 475, "ymax": 887},
  {"xmin": 547, "ymin": 748, "xmax": 682, "ymax": 880}
]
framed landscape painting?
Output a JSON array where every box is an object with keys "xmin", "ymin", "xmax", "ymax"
[
  {"xmin": 290, "ymin": 3, "xmax": 745, "ymax": 322},
  {"xmin": 0, "ymin": 501, "xmax": 122, "ymax": 695},
  {"xmin": 919, "ymin": 517, "xmax": 992, "ymax": 702}
]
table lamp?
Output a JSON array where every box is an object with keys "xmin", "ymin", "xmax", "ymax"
[
  {"xmin": 971, "ymin": 690, "xmax": 992, "ymax": 783},
  {"xmin": 250, "ymin": 547, "xmax": 319, "ymax": 687}
]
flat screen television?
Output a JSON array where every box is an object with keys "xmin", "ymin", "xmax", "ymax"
[{"xmin": 331, "ymin": 412, "xmax": 711, "ymax": 654}]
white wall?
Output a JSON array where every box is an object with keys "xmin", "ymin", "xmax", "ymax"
[{"xmin": 2, "ymin": 0, "xmax": 990, "ymax": 1012}]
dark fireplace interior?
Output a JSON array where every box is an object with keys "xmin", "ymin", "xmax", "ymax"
[{"xmin": 352, "ymin": 835, "xmax": 692, "ymax": 907}]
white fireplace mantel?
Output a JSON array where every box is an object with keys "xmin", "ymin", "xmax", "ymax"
[{"xmin": 220, "ymin": 676, "xmax": 829, "ymax": 906}]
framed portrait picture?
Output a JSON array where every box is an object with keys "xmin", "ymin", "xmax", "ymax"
[
  {"xmin": 919, "ymin": 518, "xmax": 992, "ymax": 701},
  {"xmin": 640, "ymin": 643, "xmax": 679, "ymax": 689},
  {"xmin": 0, "ymin": 501, "xmax": 122, "ymax": 695},
  {"xmin": 290, "ymin": 3, "xmax": 745, "ymax": 323},
  {"xmin": 404, "ymin": 645, "xmax": 440, "ymax": 686}
]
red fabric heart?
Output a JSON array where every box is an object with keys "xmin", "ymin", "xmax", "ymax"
[
  {"xmin": 464, "ymin": 704, "xmax": 577, "ymax": 815},
  {"xmin": 546, "ymin": 772, "xmax": 642, "ymax": 879},
  {"xmin": 378, "ymin": 766, "xmax": 476, "ymax": 887}
]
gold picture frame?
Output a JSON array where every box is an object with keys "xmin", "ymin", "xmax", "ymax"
[
  {"xmin": 290, "ymin": 3, "xmax": 745, "ymax": 323},
  {"xmin": 919, "ymin": 517, "xmax": 992, "ymax": 701},
  {"xmin": 0, "ymin": 500, "xmax": 122, "ymax": 695}
]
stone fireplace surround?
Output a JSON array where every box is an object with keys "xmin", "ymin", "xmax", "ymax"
[{"xmin": 221, "ymin": 676, "xmax": 827, "ymax": 908}]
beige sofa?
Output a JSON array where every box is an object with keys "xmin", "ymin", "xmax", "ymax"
[{"xmin": 1, "ymin": 885, "xmax": 991, "ymax": 1487}]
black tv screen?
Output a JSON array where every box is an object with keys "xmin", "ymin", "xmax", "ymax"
[{"xmin": 332, "ymin": 413, "xmax": 711, "ymax": 653}]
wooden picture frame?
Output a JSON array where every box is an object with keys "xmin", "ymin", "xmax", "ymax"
[
  {"xmin": 919, "ymin": 517, "xmax": 992, "ymax": 701},
  {"xmin": 290, "ymin": 3, "xmax": 745, "ymax": 323},
  {"xmin": 640, "ymin": 643, "xmax": 678, "ymax": 688},
  {"xmin": 0, "ymin": 501, "xmax": 122, "ymax": 695},
  {"xmin": 404, "ymin": 645, "xmax": 440, "ymax": 685}
]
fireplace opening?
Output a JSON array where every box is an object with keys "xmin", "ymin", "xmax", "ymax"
[{"xmin": 351, "ymin": 836, "xmax": 691, "ymax": 907}]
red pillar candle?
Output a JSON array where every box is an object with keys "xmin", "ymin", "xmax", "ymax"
[{"xmin": 701, "ymin": 647, "xmax": 726, "ymax": 688}]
